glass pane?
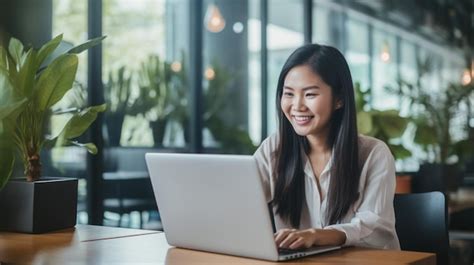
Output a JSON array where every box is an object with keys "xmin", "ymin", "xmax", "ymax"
[
  {"xmin": 371, "ymin": 29, "xmax": 398, "ymax": 110},
  {"xmin": 345, "ymin": 17, "xmax": 370, "ymax": 90},
  {"xmin": 312, "ymin": 1, "xmax": 343, "ymax": 49},
  {"xmin": 103, "ymin": 0, "xmax": 189, "ymax": 149},
  {"xmin": 248, "ymin": 0, "xmax": 262, "ymax": 145},
  {"xmin": 52, "ymin": 0, "xmax": 89, "ymax": 224},
  {"xmin": 267, "ymin": 0, "xmax": 304, "ymax": 134},
  {"xmin": 202, "ymin": 0, "xmax": 260, "ymax": 154}
]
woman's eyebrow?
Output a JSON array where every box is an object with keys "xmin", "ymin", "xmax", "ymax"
[{"xmin": 283, "ymin": 85, "xmax": 320, "ymax": 90}]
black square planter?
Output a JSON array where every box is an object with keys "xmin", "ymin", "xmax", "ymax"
[{"xmin": 0, "ymin": 177, "xmax": 78, "ymax": 233}]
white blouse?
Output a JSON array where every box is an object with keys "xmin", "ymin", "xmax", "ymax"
[{"xmin": 253, "ymin": 133, "xmax": 400, "ymax": 250}]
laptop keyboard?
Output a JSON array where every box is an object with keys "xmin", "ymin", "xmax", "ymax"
[{"xmin": 278, "ymin": 248, "xmax": 302, "ymax": 254}]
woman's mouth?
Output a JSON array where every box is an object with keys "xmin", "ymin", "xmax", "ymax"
[{"xmin": 292, "ymin": 115, "xmax": 313, "ymax": 125}]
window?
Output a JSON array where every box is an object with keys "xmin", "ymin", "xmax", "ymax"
[
  {"xmin": 371, "ymin": 29, "xmax": 398, "ymax": 110},
  {"xmin": 52, "ymin": 0, "xmax": 89, "ymax": 223},
  {"xmin": 201, "ymin": 0, "xmax": 261, "ymax": 154},
  {"xmin": 267, "ymin": 0, "xmax": 304, "ymax": 134},
  {"xmin": 345, "ymin": 17, "xmax": 370, "ymax": 90}
]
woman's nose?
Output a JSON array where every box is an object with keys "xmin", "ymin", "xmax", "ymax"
[{"xmin": 292, "ymin": 96, "xmax": 306, "ymax": 111}]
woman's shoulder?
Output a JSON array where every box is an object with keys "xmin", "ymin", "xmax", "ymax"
[
  {"xmin": 259, "ymin": 132, "xmax": 280, "ymax": 151},
  {"xmin": 357, "ymin": 134, "xmax": 392, "ymax": 163}
]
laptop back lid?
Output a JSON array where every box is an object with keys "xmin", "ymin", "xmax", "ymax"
[{"xmin": 145, "ymin": 153, "xmax": 279, "ymax": 261}]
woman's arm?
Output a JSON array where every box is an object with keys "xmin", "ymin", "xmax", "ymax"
[
  {"xmin": 324, "ymin": 141, "xmax": 400, "ymax": 249},
  {"xmin": 276, "ymin": 141, "xmax": 399, "ymax": 250},
  {"xmin": 275, "ymin": 228, "xmax": 346, "ymax": 249}
]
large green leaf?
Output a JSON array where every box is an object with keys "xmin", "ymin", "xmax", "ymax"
[
  {"xmin": 36, "ymin": 34, "xmax": 63, "ymax": 69},
  {"xmin": 8, "ymin": 37, "xmax": 23, "ymax": 66},
  {"xmin": 17, "ymin": 49, "xmax": 38, "ymax": 97},
  {"xmin": 0, "ymin": 68, "xmax": 27, "ymax": 120},
  {"xmin": 0, "ymin": 99, "xmax": 26, "ymax": 121},
  {"xmin": 0, "ymin": 135, "xmax": 15, "ymax": 189},
  {"xmin": 35, "ymin": 54, "xmax": 78, "ymax": 111},
  {"xmin": 414, "ymin": 123, "xmax": 438, "ymax": 146},
  {"xmin": 377, "ymin": 111, "xmax": 409, "ymax": 138},
  {"xmin": 67, "ymin": 36, "xmax": 106, "ymax": 54},
  {"xmin": 0, "ymin": 47, "xmax": 7, "ymax": 68},
  {"xmin": 389, "ymin": 144, "xmax": 412, "ymax": 160},
  {"xmin": 357, "ymin": 111, "xmax": 373, "ymax": 134},
  {"xmin": 56, "ymin": 104, "xmax": 106, "ymax": 145},
  {"xmin": 70, "ymin": 141, "xmax": 98, "ymax": 154}
]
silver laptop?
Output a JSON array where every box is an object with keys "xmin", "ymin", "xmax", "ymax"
[{"xmin": 145, "ymin": 153, "xmax": 341, "ymax": 261}]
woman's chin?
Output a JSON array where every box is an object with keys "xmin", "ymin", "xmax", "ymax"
[{"xmin": 292, "ymin": 128, "xmax": 311, "ymax": 136}]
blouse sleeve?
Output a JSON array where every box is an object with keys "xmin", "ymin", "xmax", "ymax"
[
  {"xmin": 324, "ymin": 142, "xmax": 400, "ymax": 249},
  {"xmin": 253, "ymin": 134, "xmax": 277, "ymax": 203}
]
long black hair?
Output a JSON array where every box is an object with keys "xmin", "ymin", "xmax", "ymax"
[{"xmin": 272, "ymin": 44, "xmax": 360, "ymax": 227}]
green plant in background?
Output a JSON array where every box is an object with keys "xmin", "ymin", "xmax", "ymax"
[
  {"xmin": 0, "ymin": 34, "xmax": 106, "ymax": 188},
  {"xmin": 127, "ymin": 54, "xmax": 256, "ymax": 153},
  {"xmin": 203, "ymin": 62, "xmax": 256, "ymax": 154},
  {"xmin": 167, "ymin": 53, "xmax": 189, "ymax": 143},
  {"xmin": 355, "ymin": 82, "xmax": 411, "ymax": 160},
  {"xmin": 103, "ymin": 66, "xmax": 132, "ymax": 146},
  {"xmin": 387, "ymin": 57, "xmax": 474, "ymax": 165},
  {"xmin": 129, "ymin": 55, "xmax": 184, "ymax": 147}
]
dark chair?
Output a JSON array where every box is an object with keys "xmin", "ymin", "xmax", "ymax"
[
  {"xmin": 103, "ymin": 175, "xmax": 158, "ymax": 228},
  {"xmin": 394, "ymin": 191, "xmax": 449, "ymax": 265},
  {"xmin": 102, "ymin": 148, "xmax": 158, "ymax": 228}
]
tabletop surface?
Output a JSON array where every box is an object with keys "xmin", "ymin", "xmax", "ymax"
[{"xmin": 0, "ymin": 225, "xmax": 436, "ymax": 265}]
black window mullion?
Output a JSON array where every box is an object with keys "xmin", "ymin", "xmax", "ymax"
[
  {"xmin": 87, "ymin": 0, "xmax": 104, "ymax": 225},
  {"xmin": 190, "ymin": 0, "xmax": 203, "ymax": 153},
  {"xmin": 261, "ymin": 0, "xmax": 268, "ymax": 140}
]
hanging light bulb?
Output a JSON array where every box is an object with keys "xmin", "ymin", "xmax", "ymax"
[
  {"xmin": 171, "ymin": 61, "xmax": 182, "ymax": 72},
  {"xmin": 204, "ymin": 3, "xmax": 226, "ymax": 33},
  {"xmin": 462, "ymin": 69, "xmax": 472, "ymax": 85},
  {"xmin": 204, "ymin": 67, "xmax": 216, "ymax": 80},
  {"xmin": 380, "ymin": 41, "xmax": 390, "ymax": 63}
]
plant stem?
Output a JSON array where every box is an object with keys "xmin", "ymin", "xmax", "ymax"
[{"xmin": 26, "ymin": 153, "xmax": 41, "ymax": 182}]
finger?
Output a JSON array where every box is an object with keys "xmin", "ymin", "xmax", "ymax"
[
  {"xmin": 279, "ymin": 233, "xmax": 299, "ymax": 248},
  {"xmin": 274, "ymin": 230, "xmax": 292, "ymax": 245},
  {"xmin": 274, "ymin": 228, "xmax": 290, "ymax": 237},
  {"xmin": 289, "ymin": 237, "xmax": 304, "ymax": 249}
]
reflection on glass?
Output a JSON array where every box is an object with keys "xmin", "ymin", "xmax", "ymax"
[
  {"xmin": 103, "ymin": 0, "xmax": 190, "ymax": 148},
  {"xmin": 312, "ymin": 2, "xmax": 343, "ymax": 49},
  {"xmin": 202, "ymin": 0, "xmax": 259, "ymax": 154},
  {"xmin": 267, "ymin": 0, "xmax": 304, "ymax": 134},
  {"xmin": 52, "ymin": 0, "xmax": 89, "ymax": 224},
  {"xmin": 345, "ymin": 17, "xmax": 369, "ymax": 91},
  {"xmin": 371, "ymin": 29, "xmax": 398, "ymax": 110}
]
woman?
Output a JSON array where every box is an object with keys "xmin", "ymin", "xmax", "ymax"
[{"xmin": 254, "ymin": 44, "xmax": 400, "ymax": 250}]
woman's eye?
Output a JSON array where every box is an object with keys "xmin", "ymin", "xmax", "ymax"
[
  {"xmin": 283, "ymin": 92, "xmax": 293, "ymax": 97},
  {"xmin": 306, "ymin": 93, "xmax": 318, "ymax": 97}
]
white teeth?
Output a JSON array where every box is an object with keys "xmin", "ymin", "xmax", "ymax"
[{"xmin": 293, "ymin": 116, "xmax": 312, "ymax": 121}]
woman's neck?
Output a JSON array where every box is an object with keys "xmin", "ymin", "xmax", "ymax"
[{"xmin": 306, "ymin": 132, "xmax": 331, "ymax": 156}]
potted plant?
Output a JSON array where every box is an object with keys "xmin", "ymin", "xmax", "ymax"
[
  {"xmin": 0, "ymin": 34, "xmax": 106, "ymax": 233},
  {"xmin": 129, "ymin": 55, "xmax": 179, "ymax": 147},
  {"xmin": 354, "ymin": 82, "xmax": 412, "ymax": 193},
  {"xmin": 202, "ymin": 61, "xmax": 256, "ymax": 154},
  {"xmin": 103, "ymin": 66, "xmax": 132, "ymax": 146},
  {"xmin": 388, "ymin": 57, "xmax": 474, "ymax": 192}
]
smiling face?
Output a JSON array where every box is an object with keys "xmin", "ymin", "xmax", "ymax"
[{"xmin": 280, "ymin": 64, "xmax": 341, "ymax": 138}]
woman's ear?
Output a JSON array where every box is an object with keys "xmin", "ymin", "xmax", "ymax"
[{"xmin": 335, "ymin": 99, "xmax": 343, "ymax": 110}]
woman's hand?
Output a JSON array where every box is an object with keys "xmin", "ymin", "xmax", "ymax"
[
  {"xmin": 274, "ymin": 228, "xmax": 346, "ymax": 249},
  {"xmin": 274, "ymin": 228, "xmax": 317, "ymax": 249}
]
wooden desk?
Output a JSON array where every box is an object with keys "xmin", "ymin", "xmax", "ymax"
[{"xmin": 0, "ymin": 225, "xmax": 436, "ymax": 265}]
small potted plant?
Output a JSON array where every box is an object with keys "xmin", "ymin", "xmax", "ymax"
[
  {"xmin": 387, "ymin": 57, "xmax": 474, "ymax": 193},
  {"xmin": 103, "ymin": 66, "xmax": 132, "ymax": 146},
  {"xmin": 0, "ymin": 34, "xmax": 106, "ymax": 233}
]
